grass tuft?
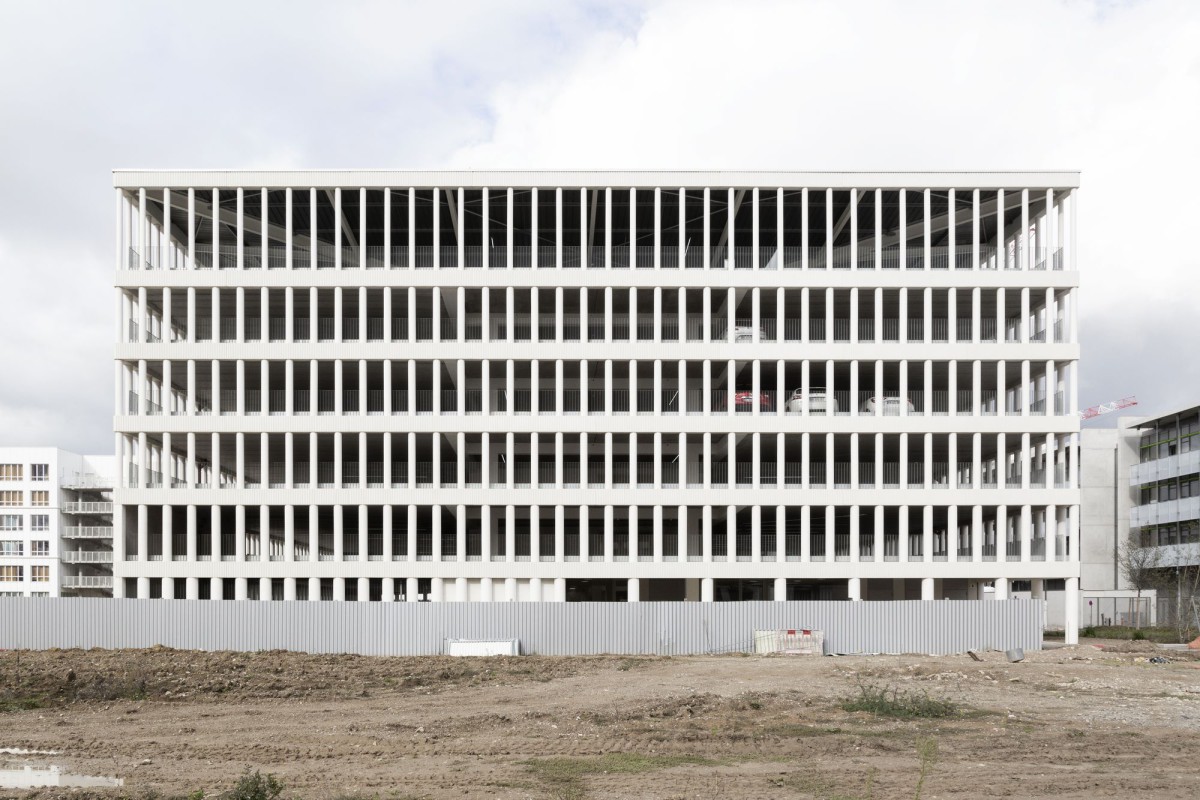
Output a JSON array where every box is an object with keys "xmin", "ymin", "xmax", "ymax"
[{"xmin": 840, "ymin": 683, "xmax": 959, "ymax": 719}]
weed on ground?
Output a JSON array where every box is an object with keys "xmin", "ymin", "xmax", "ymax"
[{"xmin": 840, "ymin": 683, "xmax": 959, "ymax": 719}]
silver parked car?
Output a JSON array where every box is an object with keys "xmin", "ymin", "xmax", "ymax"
[
  {"xmin": 786, "ymin": 389, "xmax": 839, "ymax": 414},
  {"xmin": 860, "ymin": 395, "xmax": 915, "ymax": 415},
  {"xmin": 733, "ymin": 325, "xmax": 765, "ymax": 342}
]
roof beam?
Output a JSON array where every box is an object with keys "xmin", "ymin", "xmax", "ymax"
[
  {"xmin": 445, "ymin": 188, "xmax": 460, "ymax": 245},
  {"xmin": 587, "ymin": 189, "xmax": 598, "ymax": 256},
  {"xmin": 880, "ymin": 191, "xmax": 1025, "ymax": 247},
  {"xmin": 325, "ymin": 189, "xmax": 357, "ymax": 249},
  {"xmin": 189, "ymin": 195, "xmax": 314, "ymax": 248},
  {"xmin": 830, "ymin": 195, "xmax": 855, "ymax": 242},
  {"xmin": 714, "ymin": 189, "xmax": 746, "ymax": 253}
]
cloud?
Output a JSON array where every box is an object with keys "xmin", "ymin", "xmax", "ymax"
[
  {"xmin": 448, "ymin": 0, "xmax": 1200, "ymax": 419},
  {"xmin": 0, "ymin": 0, "xmax": 645, "ymax": 452},
  {"xmin": 0, "ymin": 0, "xmax": 1196, "ymax": 451}
]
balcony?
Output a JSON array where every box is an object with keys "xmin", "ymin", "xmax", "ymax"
[
  {"xmin": 62, "ymin": 526, "xmax": 114, "ymax": 539},
  {"xmin": 63, "ymin": 502, "xmax": 113, "ymax": 515},
  {"xmin": 61, "ymin": 474, "xmax": 113, "ymax": 490},
  {"xmin": 1131, "ymin": 497, "xmax": 1200, "ymax": 528},
  {"xmin": 61, "ymin": 575, "xmax": 114, "ymax": 590},
  {"xmin": 1130, "ymin": 450, "xmax": 1200, "ymax": 486},
  {"xmin": 62, "ymin": 551, "xmax": 113, "ymax": 564}
]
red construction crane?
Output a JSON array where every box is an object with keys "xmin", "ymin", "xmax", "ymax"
[{"xmin": 1079, "ymin": 395, "xmax": 1138, "ymax": 421}]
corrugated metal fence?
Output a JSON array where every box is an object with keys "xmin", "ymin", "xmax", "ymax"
[{"xmin": 0, "ymin": 598, "xmax": 1042, "ymax": 656}]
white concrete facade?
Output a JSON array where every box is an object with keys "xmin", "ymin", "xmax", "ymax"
[
  {"xmin": 0, "ymin": 448, "xmax": 114, "ymax": 597},
  {"xmin": 111, "ymin": 171, "xmax": 1082, "ymax": 640}
]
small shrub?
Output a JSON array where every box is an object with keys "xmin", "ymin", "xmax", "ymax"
[
  {"xmin": 1081, "ymin": 626, "xmax": 1097, "ymax": 638},
  {"xmin": 228, "ymin": 769, "xmax": 284, "ymax": 800},
  {"xmin": 0, "ymin": 697, "xmax": 43, "ymax": 713},
  {"xmin": 914, "ymin": 737, "xmax": 939, "ymax": 800},
  {"xmin": 1131, "ymin": 629, "xmax": 1147, "ymax": 641},
  {"xmin": 841, "ymin": 683, "xmax": 958, "ymax": 719}
]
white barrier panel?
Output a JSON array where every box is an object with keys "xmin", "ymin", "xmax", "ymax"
[
  {"xmin": 753, "ymin": 629, "xmax": 825, "ymax": 655},
  {"xmin": 447, "ymin": 639, "xmax": 520, "ymax": 656}
]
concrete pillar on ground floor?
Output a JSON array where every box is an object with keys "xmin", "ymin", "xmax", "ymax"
[
  {"xmin": 848, "ymin": 577, "xmax": 862, "ymax": 601},
  {"xmin": 701, "ymin": 577, "xmax": 714, "ymax": 602},
  {"xmin": 135, "ymin": 577, "xmax": 150, "ymax": 599},
  {"xmin": 554, "ymin": 577, "xmax": 566, "ymax": 602},
  {"xmin": 921, "ymin": 577, "xmax": 934, "ymax": 601},
  {"xmin": 333, "ymin": 577, "xmax": 345, "ymax": 601},
  {"xmin": 261, "ymin": 577, "xmax": 272, "ymax": 601},
  {"xmin": 456, "ymin": 577, "xmax": 468, "ymax": 602},
  {"xmin": 383, "ymin": 577, "xmax": 396, "ymax": 602},
  {"xmin": 530, "ymin": 577, "xmax": 543, "ymax": 601},
  {"xmin": 1030, "ymin": 578, "xmax": 1044, "ymax": 599},
  {"xmin": 309, "ymin": 577, "xmax": 320, "ymax": 601},
  {"xmin": 1064, "ymin": 577, "xmax": 1079, "ymax": 644},
  {"xmin": 994, "ymin": 577, "xmax": 1008, "ymax": 600},
  {"xmin": 406, "ymin": 576, "xmax": 419, "ymax": 602},
  {"xmin": 186, "ymin": 576, "xmax": 199, "ymax": 600},
  {"xmin": 627, "ymin": 577, "xmax": 640, "ymax": 602},
  {"xmin": 481, "ymin": 577, "xmax": 494, "ymax": 602},
  {"xmin": 235, "ymin": 577, "xmax": 248, "ymax": 601},
  {"xmin": 504, "ymin": 577, "xmax": 518, "ymax": 601},
  {"xmin": 358, "ymin": 577, "xmax": 369, "ymax": 602},
  {"xmin": 774, "ymin": 577, "xmax": 787, "ymax": 601},
  {"xmin": 431, "ymin": 577, "xmax": 445, "ymax": 602}
]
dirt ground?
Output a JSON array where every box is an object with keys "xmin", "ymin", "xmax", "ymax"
[{"xmin": 2, "ymin": 641, "xmax": 1199, "ymax": 799}]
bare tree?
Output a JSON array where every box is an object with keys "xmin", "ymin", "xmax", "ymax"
[
  {"xmin": 1162, "ymin": 544, "xmax": 1200, "ymax": 643},
  {"xmin": 1117, "ymin": 536, "xmax": 1164, "ymax": 628}
]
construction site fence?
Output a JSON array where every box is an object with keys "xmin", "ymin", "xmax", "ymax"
[{"xmin": 0, "ymin": 598, "xmax": 1043, "ymax": 656}]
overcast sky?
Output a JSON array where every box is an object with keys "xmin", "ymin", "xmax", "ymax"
[{"xmin": 0, "ymin": 0, "xmax": 1197, "ymax": 454}]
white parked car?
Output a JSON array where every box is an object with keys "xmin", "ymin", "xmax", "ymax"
[
  {"xmin": 786, "ymin": 389, "xmax": 839, "ymax": 414},
  {"xmin": 860, "ymin": 395, "xmax": 915, "ymax": 415},
  {"xmin": 733, "ymin": 325, "xmax": 765, "ymax": 342}
]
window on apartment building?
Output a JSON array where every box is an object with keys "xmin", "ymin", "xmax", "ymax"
[
  {"xmin": 0, "ymin": 515, "xmax": 21, "ymax": 531},
  {"xmin": 0, "ymin": 491, "xmax": 22, "ymax": 507},
  {"xmin": 0, "ymin": 591, "xmax": 22, "ymax": 597},
  {"xmin": 0, "ymin": 565, "xmax": 23, "ymax": 581},
  {"xmin": 30, "ymin": 464, "xmax": 49, "ymax": 482},
  {"xmin": 30, "ymin": 515, "xmax": 48, "ymax": 531},
  {"xmin": 30, "ymin": 565, "xmax": 49, "ymax": 583},
  {"xmin": 0, "ymin": 465, "xmax": 20, "ymax": 481},
  {"xmin": 30, "ymin": 591, "xmax": 48, "ymax": 597},
  {"xmin": 30, "ymin": 491, "xmax": 48, "ymax": 507},
  {"xmin": 30, "ymin": 541, "xmax": 49, "ymax": 557},
  {"xmin": 0, "ymin": 541, "xmax": 22, "ymax": 556},
  {"xmin": 1045, "ymin": 579, "xmax": 1067, "ymax": 591}
]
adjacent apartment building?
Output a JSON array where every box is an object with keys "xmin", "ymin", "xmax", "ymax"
[
  {"xmin": 1081, "ymin": 402, "xmax": 1199, "ymax": 625},
  {"xmin": 0, "ymin": 448, "xmax": 114, "ymax": 597},
  {"xmin": 112, "ymin": 170, "xmax": 1083, "ymax": 640}
]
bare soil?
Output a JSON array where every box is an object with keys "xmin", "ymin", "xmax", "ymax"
[{"xmin": 2, "ymin": 642, "xmax": 1199, "ymax": 799}]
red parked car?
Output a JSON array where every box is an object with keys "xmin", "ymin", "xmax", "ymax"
[{"xmin": 733, "ymin": 390, "xmax": 773, "ymax": 412}]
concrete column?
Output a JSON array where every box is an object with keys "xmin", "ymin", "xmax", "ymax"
[
  {"xmin": 1064, "ymin": 577, "xmax": 1080, "ymax": 644},
  {"xmin": 848, "ymin": 577, "xmax": 862, "ymax": 601}
]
